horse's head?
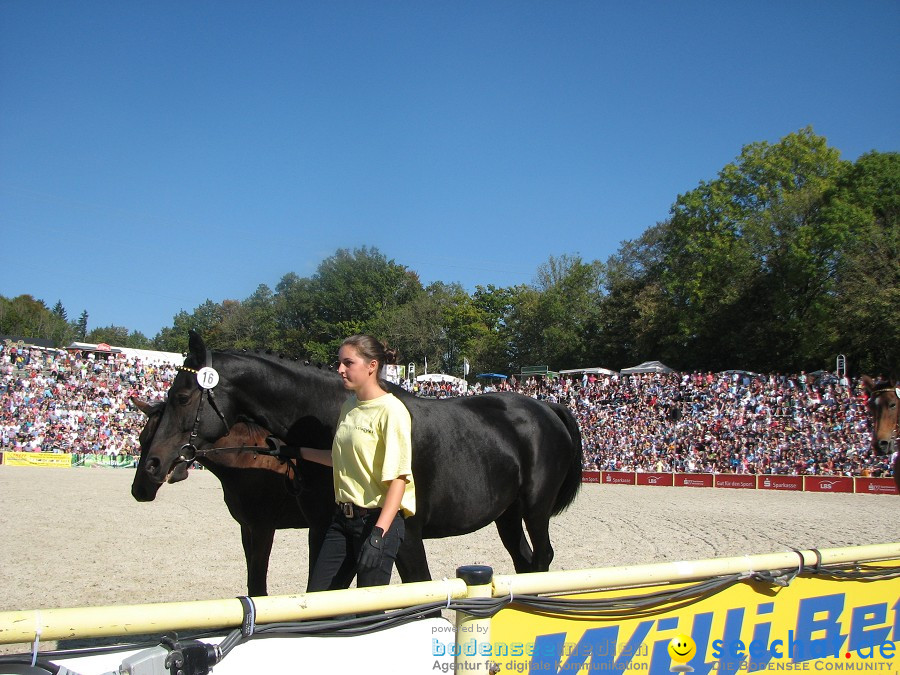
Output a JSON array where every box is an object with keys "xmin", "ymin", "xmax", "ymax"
[
  {"xmin": 130, "ymin": 397, "xmax": 193, "ymax": 501},
  {"xmin": 138, "ymin": 331, "xmax": 239, "ymax": 493},
  {"xmin": 862, "ymin": 375, "xmax": 899, "ymax": 456}
]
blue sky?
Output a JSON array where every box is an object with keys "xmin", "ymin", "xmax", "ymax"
[{"xmin": 2, "ymin": 1, "xmax": 898, "ymax": 338}]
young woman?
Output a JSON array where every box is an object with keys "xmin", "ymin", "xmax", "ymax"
[{"xmin": 301, "ymin": 335, "xmax": 415, "ymax": 591}]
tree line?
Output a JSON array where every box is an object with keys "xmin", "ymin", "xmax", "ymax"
[{"xmin": 3, "ymin": 129, "xmax": 897, "ymax": 377}]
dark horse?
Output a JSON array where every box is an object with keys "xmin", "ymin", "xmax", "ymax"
[
  {"xmin": 131, "ymin": 398, "xmax": 330, "ymax": 595},
  {"xmin": 135, "ymin": 331, "xmax": 583, "ymax": 589},
  {"xmin": 861, "ymin": 376, "xmax": 900, "ymax": 494}
]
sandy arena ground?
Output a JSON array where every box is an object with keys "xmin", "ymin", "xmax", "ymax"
[{"xmin": 0, "ymin": 465, "xmax": 897, "ymax": 653}]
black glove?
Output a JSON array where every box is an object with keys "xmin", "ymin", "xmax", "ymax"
[
  {"xmin": 264, "ymin": 436, "xmax": 302, "ymax": 459},
  {"xmin": 358, "ymin": 526, "xmax": 385, "ymax": 571}
]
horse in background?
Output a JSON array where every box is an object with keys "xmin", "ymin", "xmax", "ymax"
[
  {"xmin": 861, "ymin": 376, "xmax": 900, "ymax": 494},
  {"xmin": 131, "ymin": 399, "xmax": 328, "ymax": 595}
]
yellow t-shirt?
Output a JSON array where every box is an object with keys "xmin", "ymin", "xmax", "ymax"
[{"xmin": 332, "ymin": 392, "xmax": 416, "ymax": 517}]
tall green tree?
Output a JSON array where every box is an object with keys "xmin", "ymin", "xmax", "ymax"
[
  {"xmin": 0, "ymin": 295, "xmax": 69, "ymax": 344},
  {"xmin": 374, "ymin": 281, "xmax": 453, "ymax": 375},
  {"xmin": 153, "ymin": 300, "xmax": 225, "ymax": 352},
  {"xmin": 233, "ymin": 284, "xmax": 277, "ymax": 350},
  {"xmin": 653, "ymin": 128, "xmax": 846, "ymax": 371},
  {"xmin": 74, "ymin": 310, "xmax": 89, "ymax": 342},
  {"xmin": 304, "ymin": 247, "xmax": 422, "ymax": 361},
  {"xmin": 438, "ymin": 283, "xmax": 488, "ymax": 377},
  {"xmin": 272, "ymin": 272, "xmax": 316, "ymax": 356},
  {"xmin": 213, "ymin": 299, "xmax": 250, "ymax": 350},
  {"xmin": 599, "ymin": 224, "xmax": 669, "ymax": 368},
  {"xmin": 86, "ymin": 326, "xmax": 151, "ymax": 348},
  {"xmin": 51, "ymin": 301, "xmax": 67, "ymax": 322},
  {"xmin": 826, "ymin": 151, "xmax": 900, "ymax": 375},
  {"xmin": 85, "ymin": 325, "xmax": 129, "ymax": 346},
  {"xmin": 505, "ymin": 255, "xmax": 604, "ymax": 371},
  {"xmin": 47, "ymin": 300, "xmax": 74, "ymax": 345},
  {"xmin": 469, "ymin": 284, "xmax": 518, "ymax": 374}
]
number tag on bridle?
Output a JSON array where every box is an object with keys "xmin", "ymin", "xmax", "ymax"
[{"xmin": 196, "ymin": 367, "xmax": 220, "ymax": 390}]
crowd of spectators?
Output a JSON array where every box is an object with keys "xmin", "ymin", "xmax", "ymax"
[
  {"xmin": 1, "ymin": 342, "xmax": 175, "ymax": 460},
  {"xmin": 406, "ymin": 368, "xmax": 889, "ymax": 478},
  {"xmin": 1, "ymin": 341, "xmax": 889, "ymax": 478},
  {"xmin": 514, "ymin": 370, "xmax": 888, "ymax": 478}
]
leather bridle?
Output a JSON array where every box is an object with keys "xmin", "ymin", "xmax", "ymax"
[{"xmin": 175, "ymin": 348, "xmax": 232, "ymax": 464}]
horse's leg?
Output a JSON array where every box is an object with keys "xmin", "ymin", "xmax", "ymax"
[
  {"xmin": 242, "ymin": 524, "xmax": 275, "ymax": 597},
  {"xmin": 494, "ymin": 506, "xmax": 533, "ymax": 573},
  {"xmin": 394, "ymin": 519, "xmax": 431, "ymax": 583},
  {"xmin": 522, "ymin": 509, "xmax": 554, "ymax": 573}
]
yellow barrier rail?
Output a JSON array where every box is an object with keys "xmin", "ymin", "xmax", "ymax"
[
  {"xmin": 1, "ymin": 542, "xmax": 897, "ymax": 648},
  {"xmin": 490, "ymin": 541, "xmax": 900, "ymax": 596}
]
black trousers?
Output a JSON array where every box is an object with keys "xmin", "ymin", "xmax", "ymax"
[{"xmin": 306, "ymin": 506, "xmax": 405, "ymax": 592}]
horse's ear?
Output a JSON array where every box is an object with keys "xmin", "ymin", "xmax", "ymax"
[
  {"xmin": 131, "ymin": 397, "xmax": 155, "ymax": 417},
  {"xmin": 861, "ymin": 375, "xmax": 875, "ymax": 393},
  {"xmin": 188, "ymin": 330, "xmax": 206, "ymax": 364}
]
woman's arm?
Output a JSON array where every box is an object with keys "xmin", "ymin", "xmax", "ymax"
[
  {"xmin": 375, "ymin": 476, "xmax": 407, "ymax": 533},
  {"xmin": 300, "ymin": 447, "xmax": 333, "ymax": 467}
]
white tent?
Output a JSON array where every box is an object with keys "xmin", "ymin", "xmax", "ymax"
[
  {"xmin": 559, "ymin": 366, "xmax": 617, "ymax": 376},
  {"xmin": 416, "ymin": 373, "xmax": 467, "ymax": 387},
  {"xmin": 117, "ymin": 347, "xmax": 184, "ymax": 366},
  {"xmin": 619, "ymin": 360, "xmax": 675, "ymax": 375},
  {"xmin": 67, "ymin": 342, "xmax": 183, "ymax": 366}
]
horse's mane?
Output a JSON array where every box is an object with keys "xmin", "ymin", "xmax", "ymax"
[
  {"xmin": 192, "ymin": 345, "xmax": 415, "ymax": 405},
  {"xmin": 189, "ymin": 348, "xmax": 341, "ymax": 378}
]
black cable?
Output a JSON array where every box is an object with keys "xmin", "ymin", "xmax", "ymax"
[
  {"xmin": 0, "ymin": 656, "xmax": 60, "ymax": 674},
  {"xmin": 20, "ymin": 636, "xmax": 179, "ymax": 661},
  {"xmin": 501, "ymin": 575, "xmax": 742, "ymax": 620},
  {"xmin": 15, "ymin": 559, "xmax": 898, "ymax": 671}
]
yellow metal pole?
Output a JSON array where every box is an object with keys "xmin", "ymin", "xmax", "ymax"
[
  {"xmin": 1, "ymin": 544, "xmax": 897, "ymax": 646},
  {"xmin": 0, "ymin": 578, "xmax": 468, "ymax": 645},
  {"xmin": 491, "ymin": 542, "xmax": 900, "ymax": 597}
]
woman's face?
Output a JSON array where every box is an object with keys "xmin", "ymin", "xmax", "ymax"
[{"xmin": 337, "ymin": 344, "xmax": 376, "ymax": 392}]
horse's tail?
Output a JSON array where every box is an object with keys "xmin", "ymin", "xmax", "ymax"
[{"xmin": 548, "ymin": 402, "xmax": 583, "ymax": 516}]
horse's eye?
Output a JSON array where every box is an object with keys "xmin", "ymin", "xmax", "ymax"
[{"xmin": 176, "ymin": 393, "xmax": 191, "ymax": 406}]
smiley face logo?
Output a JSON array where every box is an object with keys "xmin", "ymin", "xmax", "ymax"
[{"xmin": 668, "ymin": 634, "xmax": 696, "ymax": 672}]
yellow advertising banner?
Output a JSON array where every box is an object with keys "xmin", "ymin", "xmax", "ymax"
[
  {"xmin": 433, "ymin": 561, "xmax": 900, "ymax": 674},
  {"xmin": 4, "ymin": 452, "xmax": 72, "ymax": 468}
]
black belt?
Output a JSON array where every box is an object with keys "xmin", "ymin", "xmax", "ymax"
[{"xmin": 337, "ymin": 502, "xmax": 379, "ymax": 519}]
